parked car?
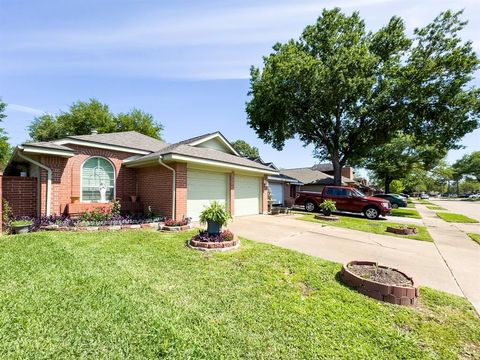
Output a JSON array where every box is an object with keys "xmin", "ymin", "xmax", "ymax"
[
  {"xmin": 469, "ymin": 194, "xmax": 480, "ymax": 199},
  {"xmin": 400, "ymin": 193, "xmax": 410, "ymax": 199},
  {"xmin": 420, "ymin": 193, "xmax": 429, "ymax": 199},
  {"xmin": 372, "ymin": 194, "xmax": 407, "ymax": 209},
  {"xmin": 295, "ymin": 186, "xmax": 391, "ymax": 219}
]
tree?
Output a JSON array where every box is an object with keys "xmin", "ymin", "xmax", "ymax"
[
  {"xmin": 454, "ymin": 151, "xmax": 480, "ymax": 182},
  {"xmin": 231, "ymin": 140, "xmax": 260, "ymax": 158},
  {"xmin": 29, "ymin": 99, "xmax": 163, "ymax": 141},
  {"xmin": 246, "ymin": 9, "xmax": 480, "ymax": 185},
  {"xmin": 0, "ymin": 99, "xmax": 11, "ymax": 168}
]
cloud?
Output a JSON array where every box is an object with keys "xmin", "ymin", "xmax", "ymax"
[{"xmin": 7, "ymin": 104, "xmax": 46, "ymax": 115}]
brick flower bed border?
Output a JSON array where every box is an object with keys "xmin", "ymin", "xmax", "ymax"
[
  {"xmin": 161, "ymin": 224, "xmax": 193, "ymax": 232},
  {"xmin": 188, "ymin": 237, "xmax": 240, "ymax": 252},
  {"xmin": 39, "ymin": 222, "xmax": 164, "ymax": 232},
  {"xmin": 341, "ymin": 260, "xmax": 418, "ymax": 306},
  {"xmin": 314, "ymin": 214, "xmax": 340, "ymax": 221},
  {"xmin": 386, "ymin": 226, "xmax": 418, "ymax": 235}
]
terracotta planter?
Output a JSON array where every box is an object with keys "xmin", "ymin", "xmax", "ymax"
[
  {"xmin": 129, "ymin": 195, "xmax": 139, "ymax": 203},
  {"xmin": 341, "ymin": 260, "xmax": 418, "ymax": 306}
]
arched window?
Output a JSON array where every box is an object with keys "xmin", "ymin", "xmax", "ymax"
[{"xmin": 81, "ymin": 157, "xmax": 115, "ymax": 202}]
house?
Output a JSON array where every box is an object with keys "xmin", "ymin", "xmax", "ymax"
[
  {"xmin": 2, "ymin": 131, "xmax": 278, "ymax": 220},
  {"xmin": 281, "ymin": 166, "xmax": 357, "ymax": 193}
]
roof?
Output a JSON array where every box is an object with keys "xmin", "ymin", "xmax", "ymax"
[
  {"xmin": 281, "ymin": 167, "xmax": 356, "ymax": 185},
  {"xmin": 22, "ymin": 141, "xmax": 74, "ymax": 152},
  {"xmin": 268, "ymin": 173, "xmax": 303, "ymax": 185},
  {"xmin": 64, "ymin": 131, "xmax": 167, "ymax": 152},
  {"xmin": 132, "ymin": 142, "xmax": 275, "ymax": 172}
]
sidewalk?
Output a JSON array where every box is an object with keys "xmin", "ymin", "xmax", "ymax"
[
  {"xmin": 415, "ymin": 203, "xmax": 480, "ymax": 313},
  {"xmin": 229, "ymin": 214, "xmax": 462, "ymax": 297}
]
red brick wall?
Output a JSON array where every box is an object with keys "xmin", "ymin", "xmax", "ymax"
[
  {"xmin": 39, "ymin": 145, "xmax": 137, "ymax": 215},
  {"xmin": 174, "ymin": 163, "xmax": 187, "ymax": 220},
  {"xmin": 2, "ymin": 176, "xmax": 37, "ymax": 217},
  {"xmin": 262, "ymin": 175, "xmax": 269, "ymax": 213},
  {"xmin": 137, "ymin": 164, "xmax": 174, "ymax": 218}
]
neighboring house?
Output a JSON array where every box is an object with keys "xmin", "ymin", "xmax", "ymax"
[
  {"xmin": 311, "ymin": 163, "xmax": 356, "ymax": 180},
  {"xmin": 2, "ymin": 131, "xmax": 277, "ymax": 220},
  {"xmin": 281, "ymin": 167, "xmax": 357, "ymax": 193}
]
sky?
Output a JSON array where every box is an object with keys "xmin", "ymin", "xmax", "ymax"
[{"xmin": 1, "ymin": 0, "xmax": 479, "ymax": 170}]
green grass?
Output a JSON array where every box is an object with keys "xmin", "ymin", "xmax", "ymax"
[
  {"xmin": 417, "ymin": 199, "xmax": 433, "ymax": 205},
  {"xmin": 467, "ymin": 233, "xmax": 480, "ymax": 245},
  {"xmin": 390, "ymin": 208, "xmax": 421, "ymax": 219},
  {"xmin": 407, "ymin": 203, "xmax": 415, "ymax": 208},
  {"xmin": 298, "ymin": 213, "xmax": 433, "ymax": 242},
  {"xmin": 426, "ymin": 205, "xmax": 447, "ymax": 211},
  {"xmin": 0, "ymin": 230, "xmax": 479, "ymax": 359},
  {"xmin": 436, "ymin": 212, "xmax": 479, "ymax": 223}
]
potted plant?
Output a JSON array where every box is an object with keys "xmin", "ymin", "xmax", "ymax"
[
  {"xmin": 199, "ymin": 201, "xmax": 231, "ymax": 234},
  {"xmin": 11, "ymin": 220, "xmax": 33, "ymax": 234},
  {"xmin": 319, "ymin": 200, "xmax": 337, "ymax": 216}
]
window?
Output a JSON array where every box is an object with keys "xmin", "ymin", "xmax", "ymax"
[
  {"xmin": 289, "ymin": 185, "xmax": 298, "ymax": 198},
  {"xmin": 325, "ymin": 187, "xmax": 348, "ymax": 197},
  {"xmin": 81, "ymin": 157, "xmax": 115, "ymax": 202}
]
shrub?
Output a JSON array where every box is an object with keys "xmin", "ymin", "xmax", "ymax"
[
  {"xmin": 164, "ymin": 218, "xmax": 189, "ymax": 227},
  {"xmin": 192, "ymin": 230, "xmax": 234, "ymax": 243},
  {"xmin": 2, "ymin": 198, "xmax": 13, "ymax": 233},
  {"xmin": 319, "ymin": 200, "xmax": 337, "ymax": 215},
  {"xmin": 11, "ymin": 220, "xmax": 33, "ymax": 227},
  {"xmin": 199, "ymin": 201, "xmax": 231, "ymax": 227},
  {"xmin": 111, "ymin": 200, "xmax": 121, "ymax": 216}
]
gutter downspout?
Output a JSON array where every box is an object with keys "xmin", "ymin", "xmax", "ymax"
[
  {"xmin": 17, "ymin": 152, "xmax": 52, "ymax": 216},
  {"xmin": 158, "ymin": 157, "xmax": 176, "ymax": 219}
]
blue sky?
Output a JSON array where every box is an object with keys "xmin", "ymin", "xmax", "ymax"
[{"xmin": 1, "ymin": 0, "xmax": 479, "ymax": 169}]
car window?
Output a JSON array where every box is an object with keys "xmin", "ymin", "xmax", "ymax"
[{"xmin": 325, "ymin": 187, "xmax": 337, "ymax": 196}]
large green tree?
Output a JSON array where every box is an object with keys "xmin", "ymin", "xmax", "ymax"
[
  {"xmin": 0, "ymin": 99, "xmax": 11, "ymax": 168},
  {"xmin": 231, "ymin": 139, "xmax": 260, "ymax": 159},
  {"xmin": 29, "ymin": 99, "xmax": 163, "ymax": 141},
  {"xmin": 246, "ymin": 9, "xmax": 480, "ymax": 185},
  {"xmin": 453, "ymin": 151, "xmax": 480, "ymax": 182}
]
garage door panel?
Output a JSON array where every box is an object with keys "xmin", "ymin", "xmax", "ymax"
[
  {"xmin": 235, "ymin": 175, "xmax": 261, "ymax": 216},
  {"xmin": 187, "ymin": 170, "xmax": 228, "ymax": 220}
]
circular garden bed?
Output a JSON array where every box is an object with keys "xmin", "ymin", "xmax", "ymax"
[
  {"xmin": 386, "ymin": 226, "xmax": 418, "ymax": 235},
  {"xmin": 341, "ymin": 260, "xmax": 418, "ymax": 306},
  {"xmin": 314, "ymin": 214, "xmax": 340, "ymax": 221},
  {"xmin": 188, "ymin": 230, "xmax": 239, "ymax": 251}
]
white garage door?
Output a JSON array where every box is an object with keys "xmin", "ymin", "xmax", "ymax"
[
  {"xmin": 235, "ymin": 175, "xmax": 261, "ymax": 216},
  {"xmin": 187, "ymin": 170, "xmax": 228, "ymax": 220},
  {"xmin": 269, "ymin": 182, "xmax": 284, "ymax": 205}
]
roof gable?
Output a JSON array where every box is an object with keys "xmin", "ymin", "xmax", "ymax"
[{"xmin": 186, "ymin": 132, "xmax": 239, "ymax": 156}]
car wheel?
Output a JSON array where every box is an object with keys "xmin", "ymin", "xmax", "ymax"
[
  {"xmin": 391, "ymin": 203, "xmax": 399, "ymax": 209},
  {"xmin": 364, "ymin": 206, "xmax": 380, "ymax": 220},
  {"xmin": 305, "ymin": 201, "xmax": 316, "ymax": 212}
]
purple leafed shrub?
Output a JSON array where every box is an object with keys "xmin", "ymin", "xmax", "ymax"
[
  {"xmin": 164, "ymin": 218, "xmax": 190, "ymax": 227},
  {"xmin": 192, "ymin": 230, "xmax": 234, "ymax": 243}
]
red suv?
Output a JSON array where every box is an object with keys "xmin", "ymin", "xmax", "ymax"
[{"xmin": 295, "ymin": 186, "xmax": 391, "ymax": 219}]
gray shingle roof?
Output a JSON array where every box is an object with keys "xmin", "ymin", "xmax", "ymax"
[
  {"xmin": 66, "ymin": 131, "xmax": 167, "ymax": 152},
  {"xmin": 22, "ymin": 142, "xmax": 74, "ymax": 152},
  {"xmin": 134, "ymin": 143, "xmax": 276, "ymax": 172},
  {"xmin": 281, "ymin": 168, "xmax": 355, "ymax": 185}
]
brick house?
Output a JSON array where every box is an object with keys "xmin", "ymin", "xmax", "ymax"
[{"xmin": 2, "ymin": 131, "xmax": 277, "ymax": 221}]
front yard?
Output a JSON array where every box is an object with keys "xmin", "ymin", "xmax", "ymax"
[
  {"xmin": 390, "ymin": 208, "xmax": 421, "ymax": 219},
  {"xmin": 0, "ymin": 231, "xmax": 478, "ymax": 358},
  {"xmin": 297, "ymin": 213, "xmax": 433, "ymax": 242},
  {"xmin": 436, "ymin": 212, "xmax": 479, "ymax": 223}
]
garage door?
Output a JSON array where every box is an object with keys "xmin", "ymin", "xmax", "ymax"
[
  {"xmin": 235, "ymin": 175, "xmax": 261, "ymax": 216},
  {"xmin": 269, "ymin": 182, "xmax": 284, "ymax": 206},
  {"xmin": 187, "ymin": 170, "xmax": 228, "ymax": 220}
]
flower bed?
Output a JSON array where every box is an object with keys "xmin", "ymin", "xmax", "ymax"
[
  {"xmin": 188, "ymin": 230, "xmax": 239, "ymax": 251},
  {"xmin": 314, "ymin": 214, "xmax": 339, "ymax": 221},
  {"xmin": 341, "ymin": 260, "xmax": 418, "ymax": 306},
  {"xmin": 162, "ymin": 218, "xmax": 192, "ymax": 232},
  {"xmin": 5, "ymin": 214, "xmax": 166, "ymax": 234},
  {"xmin": 386, "ymin": 226, "xmax": 418, "ymax": 235}
]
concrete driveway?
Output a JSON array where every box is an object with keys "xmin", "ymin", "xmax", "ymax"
[{"xmin": 229, "ymin": 214, "xmax": 462, "ymax": 296}]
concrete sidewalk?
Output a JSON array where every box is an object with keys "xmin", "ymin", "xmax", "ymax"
[
  {"xmin": 415, "ymin": 204, "xmax": 480, "ymax": 313},
  {"xmin": 229, "ymin": 214, "xmax": 462, "ymax": 297}
]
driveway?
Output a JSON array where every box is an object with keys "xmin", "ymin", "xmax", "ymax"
[{"xmin": 229, "ymin": 214, "xmax": 462, "ymax": 296}]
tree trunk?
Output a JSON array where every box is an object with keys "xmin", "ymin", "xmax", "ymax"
[
  {"xmin": 384, "ymin": 176, "xmax": 392, "ymax": 194},
  {"xmin": 332, "ymin": 156, "xmax": 342, "ymax": 186}
]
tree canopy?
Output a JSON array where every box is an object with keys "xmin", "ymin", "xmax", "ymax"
[
  {"xmin": 231, "ymin": 139, "xmax": 260, "ymax": 159},
  {"xmin": 29, "ymin": 99, "xmax": 164, "ymax": 141},
  {"xmin": 246, "ymin": 8, "xmax": 480, "ymax": 185},
  {"xmin": 453, "ymin": 151, "xmax": 480, "ymax": 182},
  {"xmin": 0, "ymin": 99, "xmax": 11, "ymax": 168}
]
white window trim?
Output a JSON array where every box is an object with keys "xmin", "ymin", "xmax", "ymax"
[{"xmin": 80, "ymin": 156, "xmax": 116, "ymax": 203}]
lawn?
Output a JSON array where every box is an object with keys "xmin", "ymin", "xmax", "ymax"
[
  {"xmin": 1, "ymin": 231, "xmax": 479, "ymax": 358},
  {"xmin": 297, "ymin": 213, "xmax": 433, "ymax": 242},
  {"xmin": 436, "ymin": 212, "xmax": 479, "ymax": 223},
  {"xmin": 468, "ymin": 233, "xmax": 480, "ymax": 245},
  {"xmin": 426, "ymin": 205, "xmax": 447, "ymax": 211},
  {"xmin": 390, "ymin": 208, "xmax": 421, "ymax": 219}
]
